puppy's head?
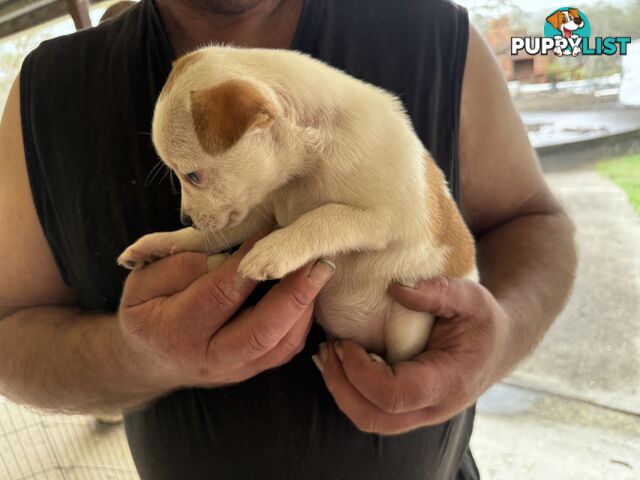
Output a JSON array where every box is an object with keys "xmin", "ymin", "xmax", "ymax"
[
  {"xmin": 546, "ymin": 8, "xmax": 584, "ymax": 35},
  {"xmin": 152, "ymin": 51, "xmax": 285, "ymax": 232}
]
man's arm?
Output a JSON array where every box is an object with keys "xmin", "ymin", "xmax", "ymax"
[
  {"xmin": 312, "ymin": 25, "xmax": 577, "ymax": 434},
  {"xmin": 0, "ymin": 77, "xmax": 163, "ymax": 412},
  {"xmin": 0, "ymin": 77, "xmax": 334, "ymax": 414},
  {"xmin": 459, "ymin": 24, "xmax": 577, "ymax": 367}
]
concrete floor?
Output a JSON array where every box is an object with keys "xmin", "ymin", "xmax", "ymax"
[
  {"xmin": 0, "ymin": 170, "xmax": 638, "ymax": 479},
  {"xmin": 509, "ymin": 171, "xmax": 639, "ymax": 415},
  {"xmin": 472, "ymin": 384, "xmax": 639, "ymax": 480},
  {"xmin": 471, "ymin": 170, "xmax": 640, "ymax": 479}
]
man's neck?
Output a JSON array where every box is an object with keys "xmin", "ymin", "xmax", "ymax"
[{"xmin": 155, "ymin": 0, "xmax": 304, "ymax": 57}]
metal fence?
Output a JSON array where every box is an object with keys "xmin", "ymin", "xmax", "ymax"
[{"xmin": 0, "ymin": 397, "xmax": 138, "ymax": 480}]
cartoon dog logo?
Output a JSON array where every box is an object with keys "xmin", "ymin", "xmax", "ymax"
[{"xmin": 546, "ymin": 8, "xmax": 586, "ymax": 56}]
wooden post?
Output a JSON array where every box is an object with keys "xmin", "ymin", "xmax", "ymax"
[{"xmin": 65, "ymin": 0, "xmax": 92, "ymax": 30}]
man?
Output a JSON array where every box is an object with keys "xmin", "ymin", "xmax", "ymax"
[{"xmin": 0, "ymin": 0, "xmax": 576, "ymax": 478}]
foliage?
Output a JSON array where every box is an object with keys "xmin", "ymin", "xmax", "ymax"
[
  {"xmin": 470, "ymin": 0, "xmax": 524, "ymax": 32},
  {"xmin": 597, "ymin": 154, "xmax": 640, "ymax": 214},
  {"xmin": 545, "ymin": 58, "xmax": 589, "ymax": 83},
  {"xmin": 584, "ymin": 2, "xmax": 640, "ymax": 39}
]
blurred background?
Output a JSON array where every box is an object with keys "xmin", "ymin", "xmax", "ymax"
[{"xmin": 0, "ymin": 0, "xmax": 638, "ymax": 479}]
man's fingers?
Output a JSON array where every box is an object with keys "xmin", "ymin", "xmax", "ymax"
[
  {"xmin": 200, "ymin": 305, "xmax": 313, "ymax": 386},
  {"xmin": 209, "ymin": 260, "xmax": 334, "ymax": 365},
  {"xmin": 121, "ymin": 252, "xmax": 210, "ymax": 307},
  {"xmin": 204, "ymin": 304, "xmax": 314, "ymax": 385},
  {"xmin": 121, "ymin": 232, "xmax": 263, "ymax": 307},
  {"xmin": 337, "ymin": 340, "xmax": 459, "ymax": 414},
  {"xmin": 241, "ymin": 303, "xmax": 314, "ymax": 374},
  {"xmin": 388, "ymin": 276, "xmax": 489, "ymax": 319},
  {"xmin": 320, "ymin": 344, "xmax": 435, "ymax": 435},
  {"xmin": 171, "ymin": 236, "xmax": 263, "ymax": 333},
  {"xmin": 143, "ymin": 235, "xmax": 263, "ymax": 342},
  {"xmin": 253, "ymin": 260, "xmax": 335, "ymax": 320}
]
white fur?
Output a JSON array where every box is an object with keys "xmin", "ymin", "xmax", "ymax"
[{"xmin": 118, "ymin": 46, "xmax": 478, "ymax": 363}]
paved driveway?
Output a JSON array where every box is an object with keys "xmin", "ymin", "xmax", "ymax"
[{"xmin": 471, "ymin": 170, "xmax": 640, "ymax": 479}]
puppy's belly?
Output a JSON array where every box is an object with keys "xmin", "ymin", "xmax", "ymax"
[
  {"xmin": 315, "ymin": 270, "xmax": 390, "ymax": 354},
  {"xmin": 314, "ymin": 244, "xmax": 450, "ymax": 356}
]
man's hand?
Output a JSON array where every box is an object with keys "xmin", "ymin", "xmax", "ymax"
[
  {"xmin": 313, "ymin": 276, "xmax": 516, "ymax": 435},
  {"xmin": 117, "ymin": 234, "xmax": 335, "ymax": 393}
]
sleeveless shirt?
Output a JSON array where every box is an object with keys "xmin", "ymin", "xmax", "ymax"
[{"xmin": 20, "ymin": 1, "xmax": 479, "ymax": 478}]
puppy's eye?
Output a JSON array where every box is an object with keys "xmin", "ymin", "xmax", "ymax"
[{"xmin": 185, "ymin": 172, "xmax": 201, "ymax": 185}]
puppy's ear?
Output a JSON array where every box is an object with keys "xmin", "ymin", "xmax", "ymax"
[
  {"xmin": 546, "ymin": 11, "xmax": 563, "ymax": 30},
  {"xmin": 190, "ymin": 79, "xmax": 276, "ymax": 155}
]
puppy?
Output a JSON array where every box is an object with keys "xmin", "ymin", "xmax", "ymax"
[
  {"xmin": 546, "ymin": 8, "xmax": 585, "ymax": 56},
  {"xmin": 118, "ymin": 46, "xmax": 477, "ymax": 364}
]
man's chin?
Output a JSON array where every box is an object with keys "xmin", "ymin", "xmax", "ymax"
[{"xmin": 182, "ymin": 0, "xmax": 265, "ymax": 16}]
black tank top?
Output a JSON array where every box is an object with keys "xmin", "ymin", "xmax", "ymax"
[{"xmin": 20, "ymin": 1, "xmax": 479, "ymax": 478}]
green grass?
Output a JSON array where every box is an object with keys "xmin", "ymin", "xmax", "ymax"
[{"xmin": 596, "ymin": 154, "xmax": 640, "ymax": 214}]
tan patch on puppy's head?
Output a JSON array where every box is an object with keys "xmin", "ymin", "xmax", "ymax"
[
  {"xmin": 423, "ymin": 154, "xmax": 476, "ymax": 278},
  {"xmin": 190, "ymin": 79, "xmax": 276, "ymax": 155}
]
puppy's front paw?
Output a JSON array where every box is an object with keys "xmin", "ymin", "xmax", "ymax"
[
  {"xmin": 117, "ymin": 233, "xmax": 185, "ymax": 270},
  {"xmin": 117, "ymin": 247, "xmax": 153, "ymax": 270},
  {"xmin": 238, "ymin": 231, "xmax": 308, "ymax": 280},
  {"xmin": 369, "ymin": 353, "xmax": 386, "ymax": 364}
]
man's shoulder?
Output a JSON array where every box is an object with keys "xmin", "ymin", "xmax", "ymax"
[
  {"xmin": 323, "ymin": 0, "xmax": 468, "ymax": 47},
  {"xmin": 319, "ymin": 0, "xmax": 469, "ymax": 64}
]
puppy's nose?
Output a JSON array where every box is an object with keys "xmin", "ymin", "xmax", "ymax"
[
  {"xmin": 180, "ymin": 212, "xmax": 193, "ymax": 227},
  {"xmin": 575, "ymin": 18, "xmax": 583, "ymax": 25}
]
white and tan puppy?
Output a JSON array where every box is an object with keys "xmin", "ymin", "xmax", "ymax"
[{"xmin": 118, "ymin": 46, "xmax": 477, "ymax": 364}]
